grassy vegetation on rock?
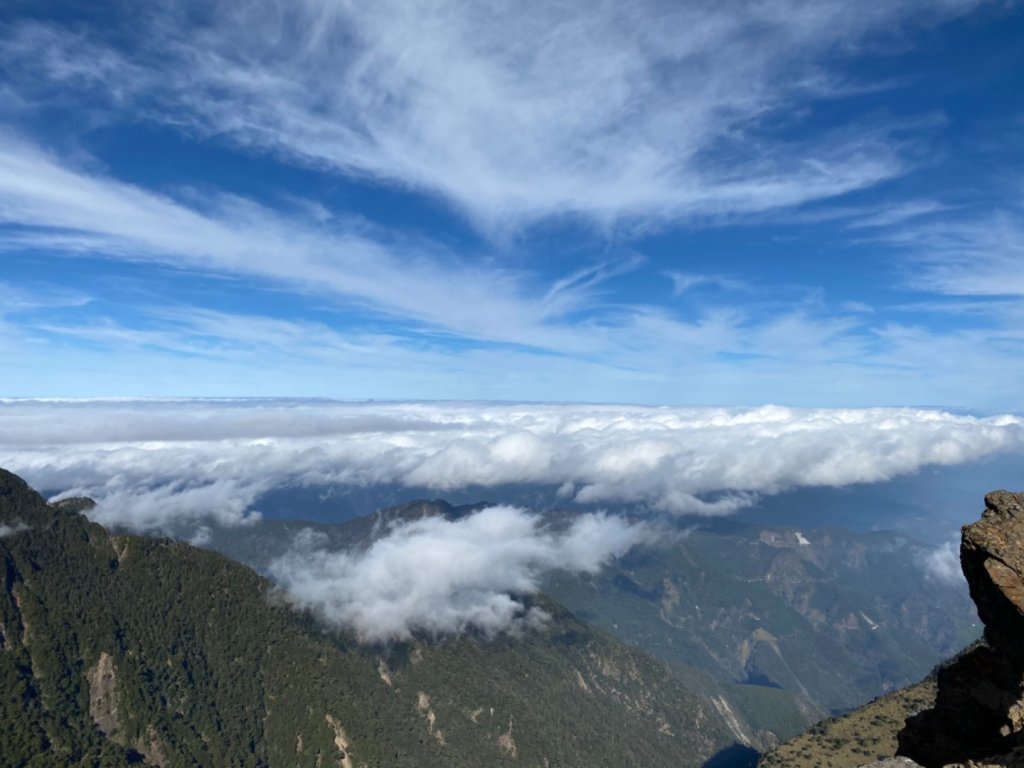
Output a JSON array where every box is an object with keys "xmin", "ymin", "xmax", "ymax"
[{"xmin": 758, "ymin": 678, "xmax": 936, "ymax": 768}]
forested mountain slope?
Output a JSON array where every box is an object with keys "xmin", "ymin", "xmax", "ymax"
[
  {"xmin": 203, "ymin": 500, "xmax": 976, "ymax": 739},
  {"xmin": 0, "ymin": 469, "xmax": 736, "ymax": 768}
]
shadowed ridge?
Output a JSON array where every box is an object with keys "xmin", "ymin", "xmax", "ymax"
[{"xmin": 0, "ymin": 468, "xmax": 50, "ymax": 524}]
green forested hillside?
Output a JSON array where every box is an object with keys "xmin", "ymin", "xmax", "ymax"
[
  {"xmin": 202, "ymin": 501, "xmax": 976, "ymax": 747},
  {"xmin": 0, "ymin": 469, "xmax": 736, "ymax": 767}
]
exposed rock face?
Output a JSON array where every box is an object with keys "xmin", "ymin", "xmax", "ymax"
[
  {"xmin": 898, "ymin": 491, "xmax": 1024, "ymax": 768},
  {"xmin": 87, "ymin": 652, "xmax": 121, "ymax": 736}
]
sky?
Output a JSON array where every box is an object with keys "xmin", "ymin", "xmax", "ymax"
[{"xmin": 0, "ymin": 0, "xmax": 1022, "ymax": 408}]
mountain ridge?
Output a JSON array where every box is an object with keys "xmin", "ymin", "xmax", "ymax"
[
  {"xmin": 0, "ymin": 468, "xmax": 739, "ymax": 767},
  {"xmin": 760, "ymin": 489, "xmax": 1024, "ymax": 768},
  {"xmin": 196, "ymin": 498, "xmax": 976, "ymax": 719}
]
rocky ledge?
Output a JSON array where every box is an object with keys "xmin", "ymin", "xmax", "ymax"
[{"xmin": 896, "ymin": 491, "xmax": 1024, "ymax": 768}]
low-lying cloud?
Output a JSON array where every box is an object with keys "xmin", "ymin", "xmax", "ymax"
[
  {"xmin": 0, "ymin": 400, "xmax": 1021, "ymax": 531},
  {"xmin": 919, "ymin": 541, "xmax": 963, "ymax": 585},
  {"xmin": 0, "ymin": 520, "xmax": 29, "ymax": 538},
  {"xmin": 270, "ymin": 506, "xmax": 650, "ymax": 641}
]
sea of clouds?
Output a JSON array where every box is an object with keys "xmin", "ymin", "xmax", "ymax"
[
  {"xmin": 3, "ymin": 399, "xmax": 1020, "ymax": 527},
  {"xmin": 2, "ymin": 399, "xmax": 1018, "ymax": 639}
]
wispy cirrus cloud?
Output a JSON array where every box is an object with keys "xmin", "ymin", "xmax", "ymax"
[
  {"xmin": 0, "ymin": 133, "xmax": 589, "ymax": 349},
  {"xmin": 0, "ymin": 1, "xmax": 1019, "ymax": 411},
  {"xmin": 0, "ymin": 134, "xmax": 924, "ymax": 396},
  {"xmin": 0, "ymin": 0, "xmax": 981, "ymax": 230},
  {"xmin": 894, "ymin": 211, "xmax": 1024, "ymax": 297},
  {"xmin": 5, "ymin": 291, "xmax": 1023, "ymax": 409},
  {"xmin": 666, "ymin": 272, "xmax": 750, "ymax": 296}
]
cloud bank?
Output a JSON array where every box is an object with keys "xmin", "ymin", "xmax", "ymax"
[
  {"xmin": 0, "ymin": 400, "xmax": 1020, "ymax": 531},
  {"xmin": 270, "ymin": 506, "xmax": 649, "ymax": 641}
]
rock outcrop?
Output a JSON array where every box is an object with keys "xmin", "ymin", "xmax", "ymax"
[{"xmin": 898, "ymin": 491, "xmax": 1024, "ymax": 768}]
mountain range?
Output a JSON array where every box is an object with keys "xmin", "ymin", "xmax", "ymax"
[
  {"xmin": 1, "ymin": 467, "xmax": 985, "ymax": 767},
  {"xmin": 0, "ymin": 469, "xmax": 740, "ymax": 767},
  {"xmin": 199, "ymin": 498, "xmax": 978, "ymax": 751}
]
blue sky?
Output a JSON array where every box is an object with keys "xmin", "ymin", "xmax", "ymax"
[{"xmin": 0, "ymin": 0, "xmax": 1022, "ymax": 408}]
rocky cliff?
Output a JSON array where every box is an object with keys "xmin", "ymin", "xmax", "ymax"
[
  {"xmin": 897, "ymin": 491, "xmax": 1024, "ymax": 768},
  {"xmin": 759, "ymin": 491, "xmax": 1024, "ymax": 768}
]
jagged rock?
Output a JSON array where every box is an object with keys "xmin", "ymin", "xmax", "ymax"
[
  {"xmin": 962, "ymin": 492, "xmax": 1024, "ymax": 662},
  {"xmin": 899, "ymin": 492, "xmax": 1024, "ymax": 768},
  {"xmin": 859, "ymin": 759, "xmax": 924, "ymax": 768}
]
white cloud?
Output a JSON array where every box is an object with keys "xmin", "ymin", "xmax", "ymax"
[
  {"xmin": 1, "ymin": 400, "xmax": 1021, "ymax": 531},
  {"xmin": 74, "ymin": 478, "xmax": 263, "ymax": 531},
  {"xmin": 666, "ymin": 272, "xmax": 749, "ymax": 296},
  {"xmin": 918, "ymin": 541, "xmax": 962, "ymax": 584},
  {"xmin": 1, "ymin": 0, "xmax": 982, "ymax": 230},
  {"xmin": 268, "ymin": 505, "xmax": 651, "ymax": 641},
  {"xmin": 0, "ymin": 133, "xmax": 586, "ymax": 351},
  {"xmin": 896, "ymin": 212, "xmax": 1024, "ymax": 297},
  {"xmin": 4, "ymin": 295, "xmax": 1023, "ymax": 409},
  {"xmin": 0, "ymin": 520, "xmax": 29, "ymax": 538}
]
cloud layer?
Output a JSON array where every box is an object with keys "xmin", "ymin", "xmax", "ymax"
[
  {"xmin": 1, "ymin": 400, "xmax": 1020, "ymax": 530},
  {"xmin": 270, "ymin": 506, "xmax": 649, "ymax": 641}
]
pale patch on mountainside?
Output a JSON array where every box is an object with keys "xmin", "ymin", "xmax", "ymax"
[
  {"xmin": 417, "ymin": 691, "xmax": 445, "ymax": 745},
  {"xmin": 710, "ymin": 695, "xmax": 754, "ymax": 745},
  {"xmin": 111, "ymin": 535, "xmax": 131, "ymax": 565},
  {"xmin": 0, "ymin": 520, "xmax": 28, "ymax": 538},
  {"xmin": 656, "ymin": 715, "xmax": 675, "ymax": 736},
  {"xmin": 87, "ymin": 652, "xmax": 122, "ymax": 736},
  {"xmin": 138, "ymin": 724, "xmax": 169, "ymax": 768},
  {"xmin": 86, "ymin": 653, "xmax": 169, "ymax": 766},
  {"xmin": 498, "ymin": 716, "xmax": 517, "ymax": 757},
  {"xmin": 324, "ymin": 714, "xmax": 354, "ymax": 768},
  {"xmin": 660, "ymin": 577, "xmax": 681, "ymax": 619},
  {"xmin": 860, "ymin": 611, "xmax": 880, "ymax": 631},
  {"xmin": 581, "ymin": 648, "xmax": 689, "ymax": 730},
  {"xmin": 377, "ymin": 658, "xmax": 393, "ymax": 687},
  {"xmin": 574, "ymin": 669, "xmax": 592, "ymax": 693},
  {"xmin": 11, "ymin": 584, "xmax": 29, "ymax": 648},
  {"xmin": 738, "ymin": 628, "xmax": 780, "ymax": 669}
]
